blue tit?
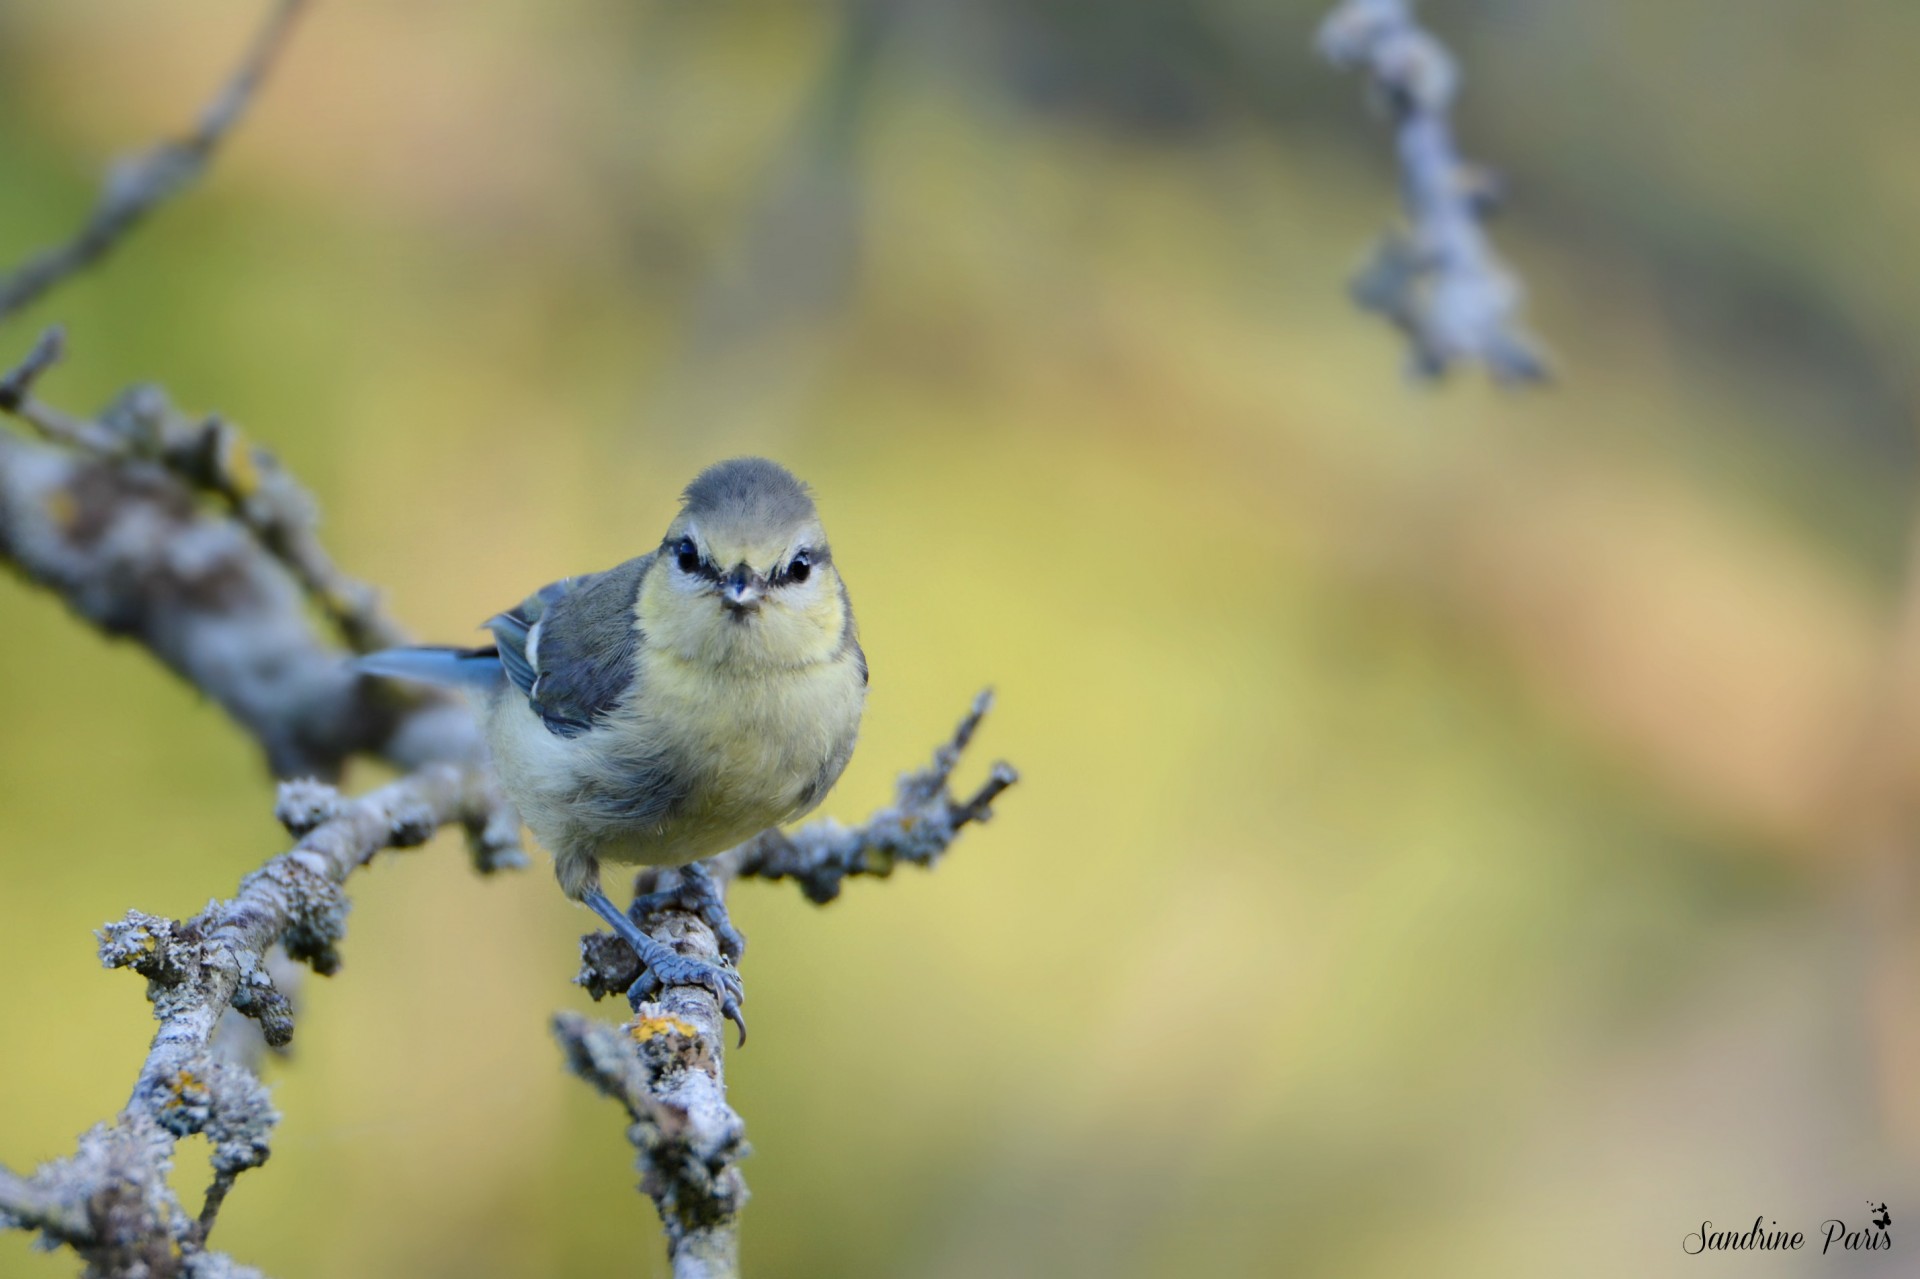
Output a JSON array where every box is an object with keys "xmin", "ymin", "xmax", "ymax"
[{"xmin": 354, "ymin": 458, "xmax": 867, "ymax": 1037}]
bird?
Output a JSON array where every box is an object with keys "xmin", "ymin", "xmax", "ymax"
[{"xmin": 352, "ymin": 458, "xmax": 866, "ymax": 1040}]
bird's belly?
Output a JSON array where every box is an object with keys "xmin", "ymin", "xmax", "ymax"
[
  {"xmin": 628, "ymin": 655, "xmax": 860, "ymax": 856},
  {"xmin": 548, "ymin": 652, "xmax": 861, "ymax": 868}
]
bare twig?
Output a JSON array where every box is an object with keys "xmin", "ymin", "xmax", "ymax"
[
  {"xmin": 0, "ymin": 0, "xmax": 308, "ymax": 321},
  {"xmin": 1318, "ymin": 0, "xmax": 1549, "ymax": 383},
  {"xmin": 0, "ymin": 325, "xmax": 68, "ymax": 412},
  {"xmin": 714, "ymin": 689, "xmax": 1016, "ymax": 901},
  {"xmin": 565, "ymin": 693, "xmax": 1017, "ymax": 1277}
]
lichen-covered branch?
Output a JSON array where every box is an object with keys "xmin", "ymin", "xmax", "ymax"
[
  {"xmin": 5, "ymin": 326, "xmax": 412, "ymax": 651},
  {"xmin": 0, "ymin": 313, "xmax": 523, "ymax": 1274},
  {"xmin": 0, "ymin": 330, "xmax": 466, "ymax": 780},
  {"xmin": 0, "ymin": 0, "xmax": 307, "ymax": 321},
  {"xmin": 563, "ymin": 692, "xmax": 1017, "ymax": 1278},
  {"xmin": 717, "ymin": 689, "xmax": 1015, "ymax": 902},
  {"xmin": 0, "ymin": 1163, "xmax": 91, "ymax": 1240},
  {"xmin": 0, "ymin": 765, "xmax": 503, "ymax": 1277},
  {"xmin": 1318, "ymin": 0, "xmax": 1548, "ymax": 383},
  {"xmin": 552, "ymin": 1004, "xmax": 745, "ymax": 1279}
]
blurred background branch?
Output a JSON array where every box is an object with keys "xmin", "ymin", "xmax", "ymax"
[
  {"xmin": 0, "ymin": 0, "xmax": 307, "ymax": 322},
  {"xmin": 0, "ymin": 328, "xmax": 474, "ymax": 781},
  {"xmin": 1318, "ymin": 0, "xmax": 1548, "ymax": 382}
]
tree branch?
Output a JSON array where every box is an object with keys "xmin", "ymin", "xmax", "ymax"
[
  {"xmin": 0, "ymin": 0, "xmax": 308, "ymax": 321},
  {"xmin": 716, "ymin": 689, "xmax": 1016, "ymax": 901},
  {"xmin": 3, "ymin": 326, "xmax": 413, "ymax": 652},
  {"xmin": 0, "ymin": 321, "xmax": 524, "ymax": 1272},
  {"xmin": 0, "ymin": 1164, "xmax": 92, "ymax": 1241},
  {"xmin": 0, "ymin": 766, "xmax": 499, "ymax": 1276},
  {"xmin": 563, "ymin": 692, "xmax": 1017, "ymax": 1278},
  {"xmin": 0, "ymin": 330, "xmax": 469, "ymax": 781},
  {"xmin": 1318, "ymin": 0, "xmax": 1549, "ymax": 383}
]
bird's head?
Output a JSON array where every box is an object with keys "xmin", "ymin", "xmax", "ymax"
[{"xmin": 639, "ymin": 457, "xmax": 852, "ymax": 668}]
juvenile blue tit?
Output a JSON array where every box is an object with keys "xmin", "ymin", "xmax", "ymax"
[{"xmin": 355, "ymin": 458, "xmax": 866, "ymax": 1036}]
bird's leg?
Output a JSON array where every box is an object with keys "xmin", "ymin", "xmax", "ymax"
[
  {"xmin": 582, "ymin": 884, "xmax": 747, "ymax": 1044},
  {"xmin": 630, "ymin": 862, "xmax": 746, "ymax": 966}
]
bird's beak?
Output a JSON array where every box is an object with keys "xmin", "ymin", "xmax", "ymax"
[{"xmin": 720, "ymin": 565, "xmax": 766, "ymax": 612}]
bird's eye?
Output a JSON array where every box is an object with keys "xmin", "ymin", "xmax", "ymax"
[
  {"xmin": 675, "ymin": 538, "xmax": 700, "ymax": 574},
  {"xmin": 787, "ymin": 551, "xmax": 811, "ymax": 583}
]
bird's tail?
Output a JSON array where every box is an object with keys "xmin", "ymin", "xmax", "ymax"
[{"xmin": 351, "ymin": 645, "xmax": 504, "ymax": 689}]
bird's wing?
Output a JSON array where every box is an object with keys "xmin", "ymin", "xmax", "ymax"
[
  {"xmin": 485, "ymin": 553, "xmax": 653, "ymax": 738},
  {"xmin": 351, "ymin": 645, "xmax": 503, "ymax": 688}
]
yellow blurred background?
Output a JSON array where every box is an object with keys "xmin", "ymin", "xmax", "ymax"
[{"xmin": 3, "ymin": 1, "xmax": 1919, "ymax": 1275}]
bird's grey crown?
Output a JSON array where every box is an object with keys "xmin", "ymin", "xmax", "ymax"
[{"xmin": 681, "ymin": 458, "xmax": 817, "ymax": 541}]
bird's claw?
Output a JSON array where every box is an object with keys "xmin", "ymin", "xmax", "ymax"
[
  {"xmin": 625, "ymin": 952, "xmax": 748, "ymax": 1046},
  {"xmin": 631, "ymin": 862, "xmax": 746, "ymax": 965}
]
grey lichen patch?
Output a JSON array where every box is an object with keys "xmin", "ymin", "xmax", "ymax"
[
  {"xmin": 150, "ymin": 1055, "xmax": 279, "ymax": 1170},
  {"xmin": 552, "ymin": 1011, "xmax": 747, "ymax": 1241},
  {"xmin": 3, "ymin": 1116, "xmax": 179, "ymax": 1263},
  {"xmin": 628, "ymin": 1007, "xmax": 717, "ymax": 1079},
  {"xmin": 202, "ymin": 1061, "xmax": 277, "ymax": 1176},
  {"xmin": 98, "ymin": 910, "xmax": 193, "ymax": 984},
  {"xmin": 228, "ymin": 956, "xmax": 295, "ymax": 1048},
  {"xmin": 272, "ymin": 779, "xmax": 341, "ymax": 836},
  {"xmin": 243, "ymin": 856, "xmax": 350, "ymax": 976},
  {"xmin": 155, "ymin": 1063, "xmax": 216, "ymax": 1138},
  {"xmin": 463, "ymin": 787, "xmax": 529, "ymax": 875},
  {"xmin": 384, "ymin": 796, "xmax": 440, "ymax": 848}
]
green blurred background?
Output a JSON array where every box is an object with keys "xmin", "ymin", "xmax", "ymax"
[{"xmin": 3, "ymin": 1, "xmax": 1919, "ymax": 1275}]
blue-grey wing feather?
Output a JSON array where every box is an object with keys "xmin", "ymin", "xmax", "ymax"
[
  {"xmin": 487, "ymin": 611, "xmax": 538, "ymax": 695},
  {"xmin": 485, "ymin": 554, "xmax": 652, "ymax": 739},
  {"xmin": 351, "ymin": 646, "xmax": 503, "ymax": 688}
]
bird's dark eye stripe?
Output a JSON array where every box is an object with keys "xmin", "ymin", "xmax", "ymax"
[
  {"xmin": 775, "ymin": 548, "xmax": 824, "ymax": 586},
  {"xmin": 672, "ymin": 537, "xmax": 720, "ymax": 580}
]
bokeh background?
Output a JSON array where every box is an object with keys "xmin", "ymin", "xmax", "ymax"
[{"xmin": 4, "ymin": 1, "xmax": 1919, "ymax": 1275}]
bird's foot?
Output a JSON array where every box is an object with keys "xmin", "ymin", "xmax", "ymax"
[
  {"xmin": 625, "ymin": 946, "xmax": 746, "ymax": 1045},
  {"xmin": 582, "ymin": 885, "xmax": 748, "ymax": 1045},
  {"xmin": 631, "ymin": 861, "xmax": 746, "ymax": 965}
]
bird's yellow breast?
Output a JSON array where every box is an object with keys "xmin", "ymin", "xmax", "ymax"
[{"xmin": 629, "ymin": 645, "xmax": 864, "ymax": 839}]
